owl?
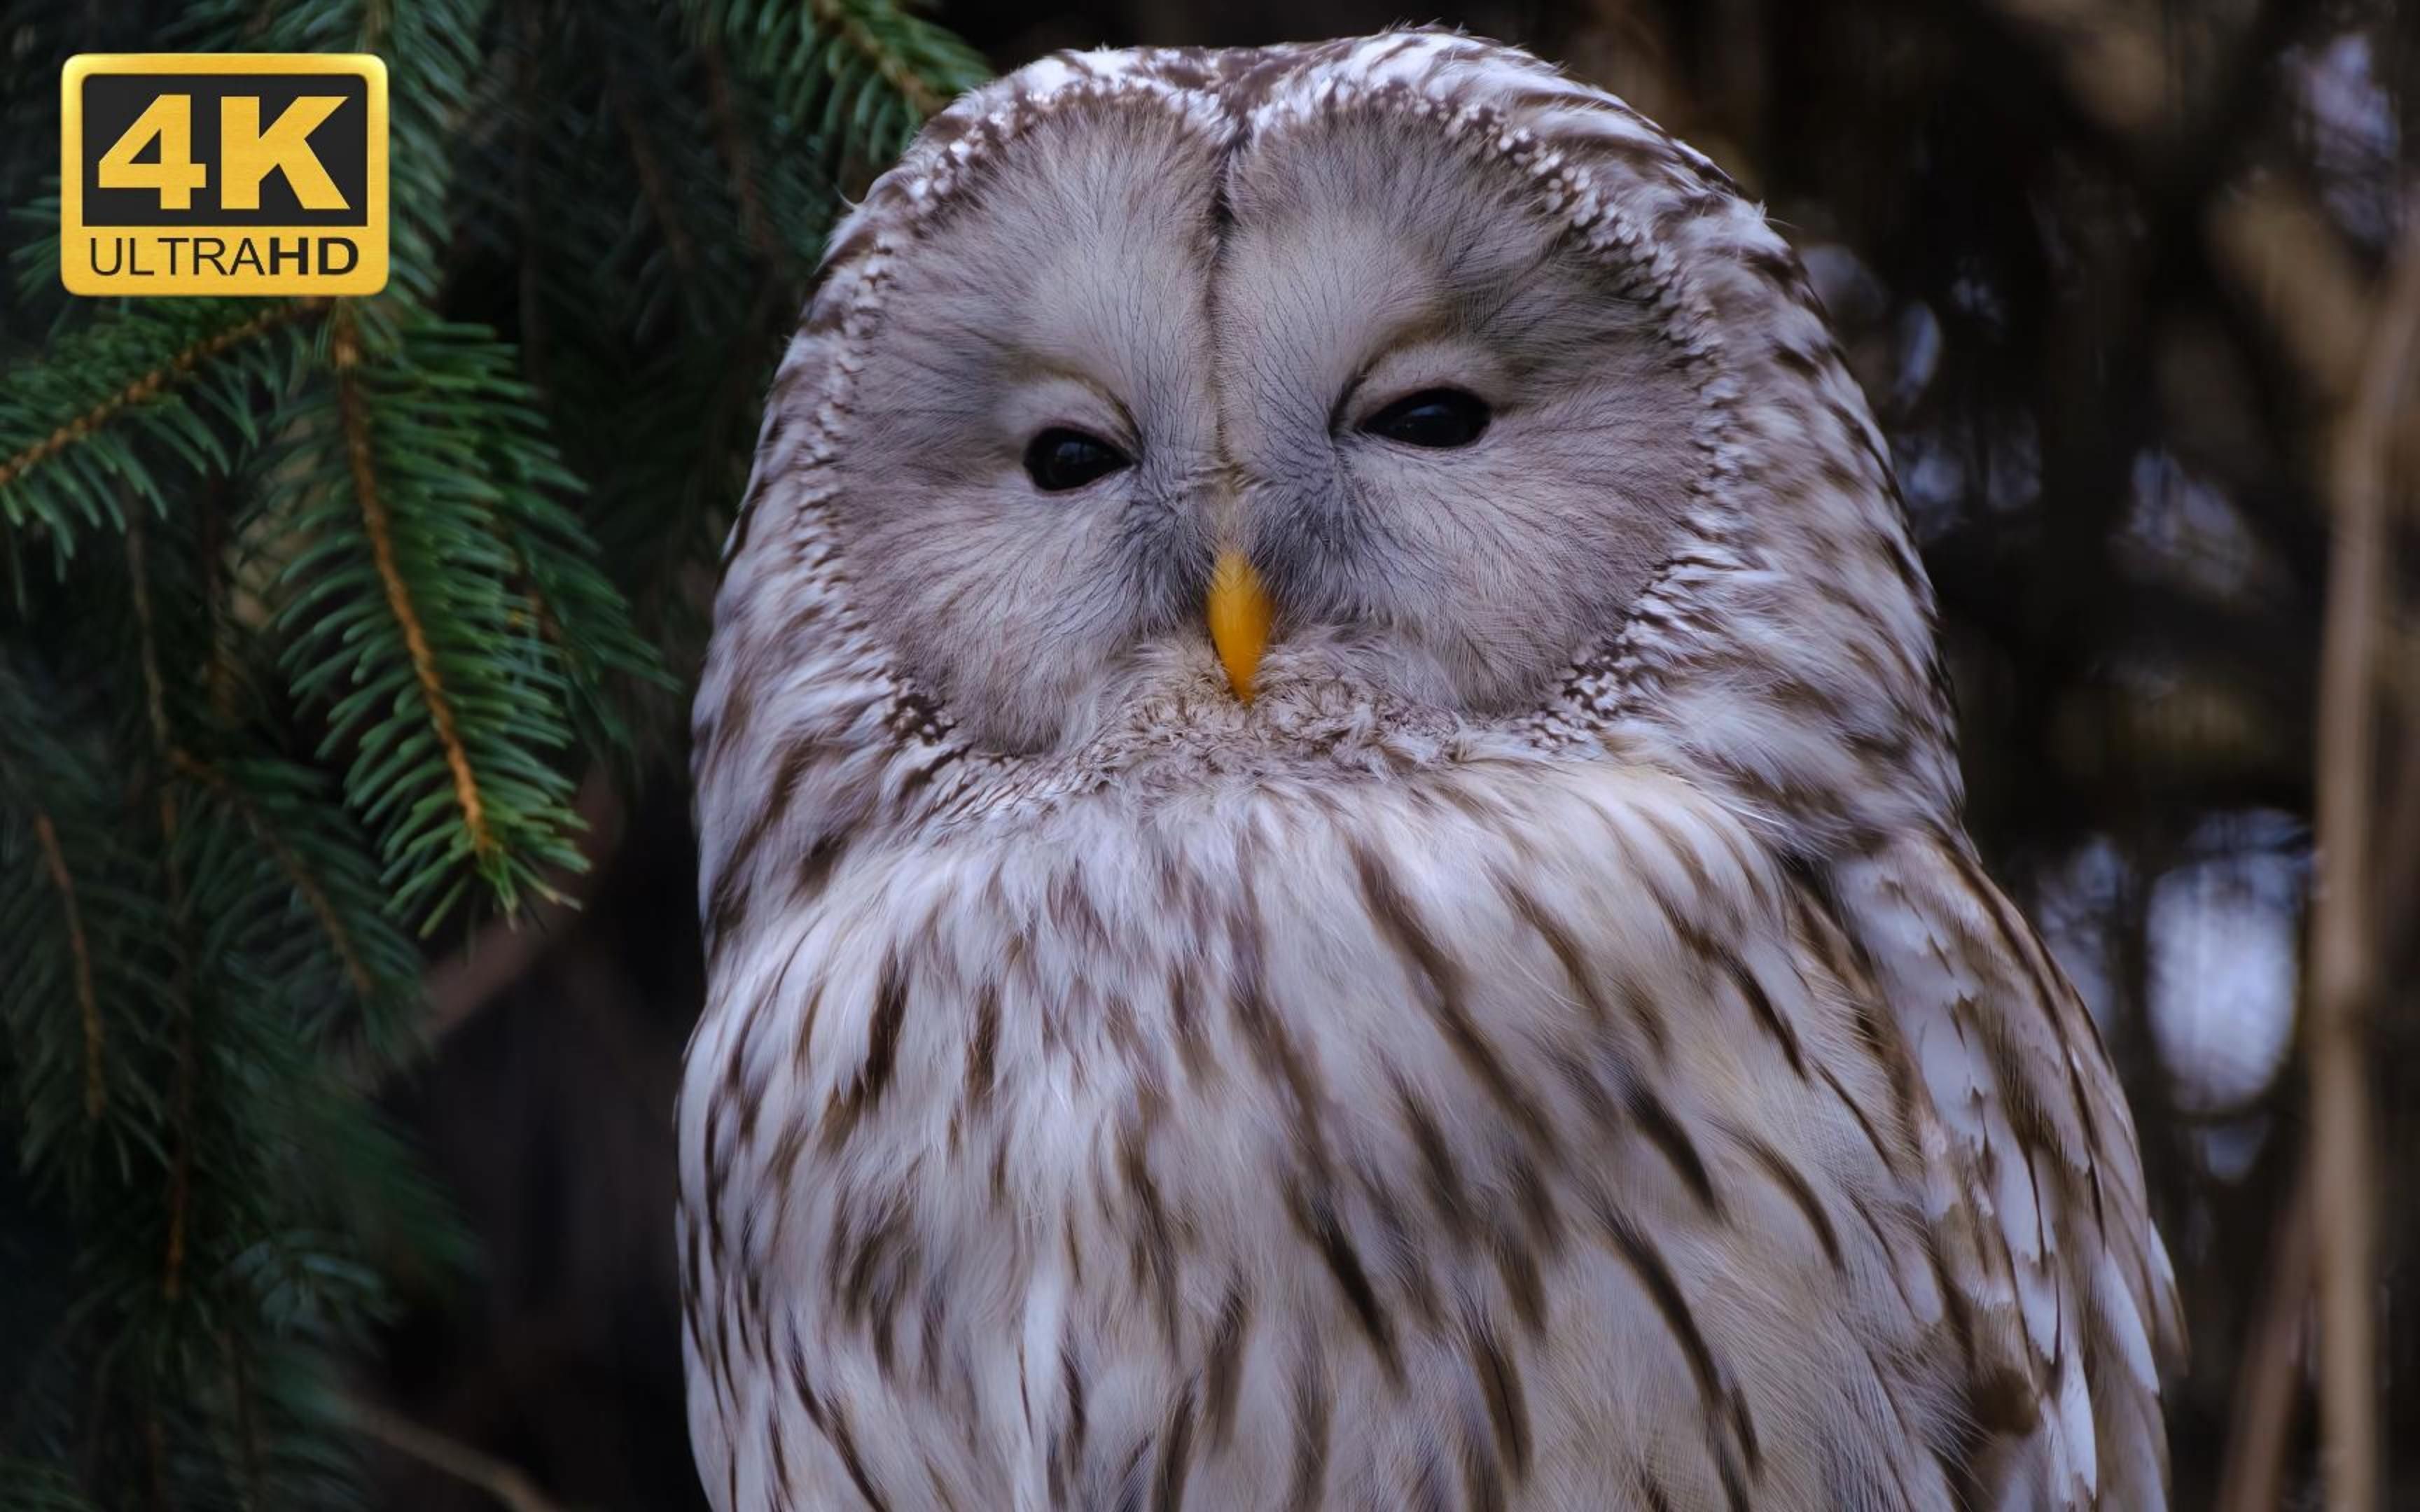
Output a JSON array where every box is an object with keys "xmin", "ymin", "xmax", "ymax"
[{"xmin": 681, "ymin": 31, "xmax": 2181, "ymax": 1511}]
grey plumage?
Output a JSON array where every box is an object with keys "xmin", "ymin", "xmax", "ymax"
[{"xmin": 682, "ymin": 30, "xmax": 2180, "ymax": 1511}]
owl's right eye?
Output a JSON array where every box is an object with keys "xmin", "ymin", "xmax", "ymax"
[{"xmin": 1023, "ymin": 428, "xmax": 1132, "ymax": 492}]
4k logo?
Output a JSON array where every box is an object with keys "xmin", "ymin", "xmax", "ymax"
[{"xmin": 61, "ymin": 54, "xmax": 388, "ymax": 295}]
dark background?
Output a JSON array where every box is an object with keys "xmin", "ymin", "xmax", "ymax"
[{"xmin": 363, "ymin": 2, "xmax": 2419, "ymax": 1508}]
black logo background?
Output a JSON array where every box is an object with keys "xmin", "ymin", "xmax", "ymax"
[{"xmin": 78, "ymin": 72, "xmax": 368, "ymax": 227}]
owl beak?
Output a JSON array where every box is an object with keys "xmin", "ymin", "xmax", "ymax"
[{"xmin": 1206, "ymin": 550, "xmax": 1273, "ymax": 703}]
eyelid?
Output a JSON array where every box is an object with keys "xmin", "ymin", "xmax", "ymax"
[
  {"xmin": 1023, "ymin": 368, "xmax": 1141, "ymax": 451},
  {"xmin": 1335, "ymin": 342, "xmax": 1504, "ymax": 432}
]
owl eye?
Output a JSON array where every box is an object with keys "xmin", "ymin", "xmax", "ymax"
[
  {"xmin": 1360, "ymin": 388, "xmax": 1491, "ymax": 449},
  {"xmin": 1024, "ymin": 428, "xmax": 1132, "ymax": 492}
]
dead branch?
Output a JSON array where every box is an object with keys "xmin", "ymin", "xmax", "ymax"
[
  {"xmin": 2303, "ymin": 213, "xmax": 2420, "ymax": 1512},
  {"xmin": 2217, "ymin": 1168, "xmax": 2316, "ymax": 1512},
  {"xmin": 348, "ymin": 1395, "xmax": 576, "ymax": 1512}
]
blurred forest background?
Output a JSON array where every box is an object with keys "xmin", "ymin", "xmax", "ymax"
[{"xmin": 1, "ymin": 0, "xmax": 2415, "ymax": 1508}]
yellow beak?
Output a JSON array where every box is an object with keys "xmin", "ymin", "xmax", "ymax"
[{"xmin": 1206, "ymin": 550, "xmax": 1273, "ymax": 702}]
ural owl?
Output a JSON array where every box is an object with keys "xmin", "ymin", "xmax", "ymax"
[{"xmin": 682, "ymin": 31, "xmax": 2180, "ymax": 1511}]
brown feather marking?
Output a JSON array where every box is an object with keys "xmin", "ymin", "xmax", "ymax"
[
  {"xmin": 1738, "ymin": 1131, "xmax": 1844, "ymax": 1270},
  {"xmin": 824, "ymin": 1400, "xmax": 891, "ymax": 1512},
  {"xmin": 1494, "ymin": 1238, "xmax": 1547, "ymax": 1336},
  {"xmin": 923, "ymin": 1464, "xmax": 964, "ymax": 1512},
  {"xmin": 1597, "ymin": 1200, "xmax": 1753, "ymax": 1511},
  {"xmin": 1154, "ymin": 1385, "xmax": 1197, "ymax": 1512},
  {"xmin": 1289, "ymin": 1180, "xmax": 1403, "ymax": 1383},
  {"xmin": 786, "ymin": 1329, "xmax": 826, "ymax": 1429},
  {"xmin": 1460, "ymin": 1438, "xmax": 1506, "ymax": 1512},
  {"xmin": 1062, "ymin": 1343, "xmax": 1088, "ymax": 1464},
  {"xmin": 1720, "ymin": 946, "xmax": 1805, "ymax": 1077},
  {"xmin": 702, "ymin": 1096, "xmax": 732, "ymax": 1264},
  {"xmin": 1473, "ymin": 1316, "xmax": 1533, "ymax": 1480},
  {"xmin": 1632, "ymin": 845, "xmax": 1805, "ymax": 1077},
  {"xmin": 1351, "ymin": 839, "xmax": 1551, "ymax": 1149},
  {"xmin": 791, "ymin": 827, "xmax": 849, "ymax": 901},
  {"xmin": 1284, "ymin": 1343, "xmax": 1332, "ymax": 1512},
  {"xmin": 1203, "ymin": 1280, "xmax": 1253, "ymax": 1450},
  {"xmin": 766, "ymin": 1397, "xmax": 794, "ymax": 1504},
  {"xmin": 1507, "ymin": 1151, "xmax": 1565, "ymax": 1257},
  {"xmin": 919, "ymin": 1282, "xmax": 947, "ymax": 1394},
  {"xmin": 1226, "ymin": 883, "xmax": 1330, "ymax": 1169},
  {"xmin": 1393, "ymin": 1072, "xmax": 1475, "ymax": 1244},
  {"xmin": 1496, "ymin": 868, "xmax": 1669, "ymax": 1058},
  {"xmin": 679, "ymin": 1208, "xmax": 707, "ymax": 1343},
  {"xmin": 791, "ymin": 981, "xmax": 826, "ymax": 1076},
  {"xmin": 1815, "ymin": 1061, "xmax": 1910, "ymax": 1180},
  {"xmin": 1119, "ymin": 1116, "xmax": 1183, "ymax": 1348},
  {"xmin": 1634, "ymin": 1465, "xmax": 1679, "ymax": 1512},
  {"xmin": 1627, "ymin": 1084, "xmax": 1720, "ymax": 1216},
  {"xmin": 1362, "ymin": 1169, "xmax": 1447, "ymax": 1333},
  {"xmin": 1168, "ymin": 963, "xmax": 1218, "ymax": 1083},
  {"xmin": 966, "ymin": 980, "xmax": 999, "ymax": 1111},
  {"xmin": 821, "ymin": 953, "xmax": 910, "ymax": 1149}
]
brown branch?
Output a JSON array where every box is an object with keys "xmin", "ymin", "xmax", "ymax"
[
  {"xmin": 29, "ymin": 812, "xmax": 104, "ymax": 1119},
  {"xmin": 1983, "ymin": 0, "xmax": 2182, "ymax": 142},
  {"xmin": 809, "ymin": 0, "xmax": 948, "ymax": 119},
  {"xmin": 2209, "ymin": 180, "xmax": 2420, "ymax": 490},
  {"xmin": 126, "ymin": 517, "xmax": 195, "ymax": 1302},
  {"xmin": 2217, "ymin": 1168, "xmax": 2316, "ymax": 1512},
  {"xmin": 2377, "ymin": 624, "xmax": 2420, "ymax": 954},
  {"xmin": 0, "ymin": 299, "xmax": 325, "ymax": 493},
  {"xmin": 169, "ymin": 749, "xmax": 380, "ymax": 1003},
  {"xmin": 2208, "ymin": 182, "xmax": 2374, "ymax": 403},
  {"xmin": 330, "ymin": 303, "xmax": 496, "ymax": 864},
  {"xmin": 604, "ymin": 72, "xmax": 700, "ymax": 279},
  {"xmin": 2303, "ymin": 215, "xmax": 2420, "ymax": 1512},
  {"xmin": 702, "ymin": 38, "xmax": 781, "ymax": 265},
  {"xmin": 347, "ymin": 1396, "xmax": 575, "ymax": 1512}
]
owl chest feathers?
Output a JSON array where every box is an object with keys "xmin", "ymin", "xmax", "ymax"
[{"xmin": 681, "ymin": 755, "xmax": 2028, "ymax": 1510}]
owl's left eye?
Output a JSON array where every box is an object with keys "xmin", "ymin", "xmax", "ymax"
[
  {"xmin": 1024, "ymin": 428, "xmax": 1132, "ymax": 492},
  {"xmin": 1360, "ymin": 388, "xmax": 1491, "ymax": 449}
]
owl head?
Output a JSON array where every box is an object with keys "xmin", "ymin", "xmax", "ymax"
[{"xmin": 694, "ymin": 31, "xmax": 1964, "ymax": 944}]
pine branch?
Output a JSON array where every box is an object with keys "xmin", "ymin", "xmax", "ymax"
[
  {"xmin": 1, "ymin": 0, "xmax": 982, "ymax": 1502},
  {"xmin": 808, "ymin": 0, "xmax": 961, "ymax": 119},
  {"xmin": 333, "ymin": 304, "xmax": 498, "ymax": 872},
  {"xmin": 0, "ymin": 1460, "xmax": 102, "ymax": 1512},
  {"xmin": 124, "ymin": 518, "xmax": 200, "ymax": 1307},
  {"xmin": 0, "ymin": 657, "xmax": 176, "ymax": 1191},
  {"xmin": 701, "ymin": 38, "xmax": 781, "ymax": 265},
  {"xmin": 258, "ymin": 307, "xmax": 651, "ymax": 925},
  {"xmin": 690, "ymin": 0, "xmax": 987, "ymax": 177},
  {"xmin": 169, "ymin": 749, "xmax": 422, "ymax": 1045},
  {"xmin": 0, "ymin": 300, "xmax": 323, "ymax": 556},
  {"xmin": 25, "ymin": 815, "xmax": 102, "ymax": 1122},
  {"xmin": 177, "ymin": 0, "xmax": 497, "ymax": 301}
]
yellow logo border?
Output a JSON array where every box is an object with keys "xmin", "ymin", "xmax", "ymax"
[{"xmin": 60, "ymin": 52, "xmax": 389, "ymax": 297}]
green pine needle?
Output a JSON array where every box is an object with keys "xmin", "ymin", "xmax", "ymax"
[{"xmin": 0, "ymin": 0, "xmax": 990, "ymax": 1502}]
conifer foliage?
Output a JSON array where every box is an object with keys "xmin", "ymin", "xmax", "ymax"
[{"xmin": 0, "ymin": 1, "xmax": 986, "ymax": 1504}]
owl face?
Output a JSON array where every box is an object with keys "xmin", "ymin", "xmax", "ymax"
[
  {"xmin": 703, "ymin": 34, "xmax": 1966, "ymax": 883},
  {"xmin": 835, "ymin": 94, "xmax": 1706, "ymax": 755}
]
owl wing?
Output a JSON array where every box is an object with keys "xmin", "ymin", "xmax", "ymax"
[{"xmin": 1826, "ymin": 832, "xmax": 2185, "ymax": 1509}]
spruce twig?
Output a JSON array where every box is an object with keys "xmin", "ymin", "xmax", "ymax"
[
  {"xmin": 27, "ymin": 810, "xmax": 104, "ymax": 1121},
  {"xmin": 0, "ymin": 300, "xmax": 324, "ymax": 495},
  {"xmin": 329, "ymin": 302, "xmax": 497, "ymax": 870}
]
